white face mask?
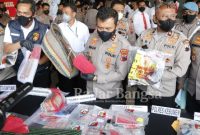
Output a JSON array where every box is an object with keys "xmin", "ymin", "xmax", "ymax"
[
  {"xmin": 118, "ymin": 12, "xmax": 124, "ymax": 20},
  {"xmin": 63, "ymin": 13, "xmax": 71, "ymax": 23}
]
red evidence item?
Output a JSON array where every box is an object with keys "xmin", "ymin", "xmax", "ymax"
[
  {"xmin": 73, "ymin": 54, "xmax": 96, "ymax": 74},
  {"xmin": 2, "ymin": 115, "xmax": 29, "ymax": 134}
]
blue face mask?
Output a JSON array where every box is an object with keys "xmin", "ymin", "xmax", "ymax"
[{"xmin": 63, "ymin": 13, "xmax": 71, "ymax": 23}]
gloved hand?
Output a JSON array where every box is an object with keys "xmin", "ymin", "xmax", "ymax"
[
  {"xmin": 81, "ymin": 73, "xmax": 96, "ymax": 81},
  {"xmin": 20, "ymin": 40, "xmax": 34, "ymax": 51}
]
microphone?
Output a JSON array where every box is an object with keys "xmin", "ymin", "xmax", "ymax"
[{"xmin": 0, "ymin": 83, "xmax": 33, "ymax": 129}]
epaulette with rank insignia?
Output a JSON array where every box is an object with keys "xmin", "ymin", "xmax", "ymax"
[{"xmin": 141, "ymin": 28, "xmax": 155, "ymax": 43}]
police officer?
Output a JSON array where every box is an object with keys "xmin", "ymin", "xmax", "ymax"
[
  {"xmin": 36, "ymin": 3, "xmax": 52, "ymax": 27},
  {"xmin": 174, "ymin": 2, "xmax": 200, "ymax": 113},
  {"xmin": 54, "ymin": 3, "xmax": 64, "ymax": 24},
  {"xmin": 176, "ymin": 2, "xmax": 200, "ymax": 113},
  {"xmin": 135, "ymin": 2, "xmax": 191, "ymax": 108},
  {"xmin": 82, "ymin": 8, "xmax": 131, "ymax": 108},
  {"xmin": 186, "ymin": 29, "xmax": 200, "ymax": 113},
  {"xmin": 111, "ymin": 0, "xmax": 136, "ymax": 45},
  {"xmin": 84, "ymin": 2, "xmax": 98, "ymax": 33},
  {"xmin": 75, "ymin": 0, "xmax": 84, "ymax": 22},
  {"xmin": 3, "ymin": 0, "xmax": 50, "ymax": 88},
  {"xmin": 175, "ymin": 2, "xmax": 200, "ymax": 41}
]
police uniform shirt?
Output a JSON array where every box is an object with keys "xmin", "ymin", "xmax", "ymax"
[
  {"xmin": 59, "ymin": 20, "xmax": 90, "ymax": 52},
  {"xmin": 85, "ymin": 31, "xmax": 131, "ymax": 99},
  {"xmin": 135, "ymin": 28, "xmax": 191, "ymax": 97},
  {"xmin": 36, "ymin": 14, "xmax": 52, "ymax": 26},
  {"xmin": 116, "ymin": 18, "xmax": 129, "ymax": 39},
  {"xmin": 175, "ymin": 18, "xmax": 200, "ymax": 40},
  {"xmin": 133, "ymin": 10, "xmax": 151, "ymax": 36},
  {"xmin": 84, "ymin": 8, "xmax": 98, "ymax": 30},
  {"xmin": 4, "ymin": 20, "xmax": 35, "ymax": 43}
]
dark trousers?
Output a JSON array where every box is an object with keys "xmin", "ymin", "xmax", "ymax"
[
  {"xmin": 135, "ymin": 88, "xmax": 176, "ymax": 111},
  {"xmin": 57, "ymin": 72, "xmax": 86, "ymax": 96},
  {"xmin": 186, "ymin": 92, "xmax": 200, "ymax": 114}
]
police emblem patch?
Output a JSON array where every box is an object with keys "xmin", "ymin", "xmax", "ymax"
[
  {"xmin": 33, "ymin": 32, "xmax": 40, "ymax": 41},
  {"xmin": 120, "ymin": 49, "xmax": 129, "ymax": 61}
]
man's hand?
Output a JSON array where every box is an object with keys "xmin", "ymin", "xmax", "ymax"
[
  {"xmin": 81, "ymin": 73, "xmax": 96, "ymax": 81},
  {"xmin": 177, "ymin": 82, "xmax": 184, "ymax": 91},
  {"xmin": 20, "ymin": 40, "xmax": 34, "ymax": 51}
]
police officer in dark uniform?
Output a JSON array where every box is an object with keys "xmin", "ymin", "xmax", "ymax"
[{"xmin": 3, "ymin": 0, "xmax": 50, "ymax": 88}]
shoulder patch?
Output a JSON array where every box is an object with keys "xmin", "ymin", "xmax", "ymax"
[
  {"xmin": 167, "ymin": 32, "xmax": 180, "ymax": 45},
  {"xmin": 141, "ymin": 29, "xmax": 155, "ymax": 42},
  {"xmin": 120, "ymin": 49, "xmax": 129, "ymax": 61},
  {"xmin": 90, "ymin": 38, "xmax": 98, "ymax": 46}
]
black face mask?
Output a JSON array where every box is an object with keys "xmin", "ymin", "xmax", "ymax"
[
  {"xmin": 139, "ymin": 7, "xmax": 145, "ymax": 12},
  {"xmin": 97, "ymin": 30, "xmax": 115, "ymax": 42},
  {"xmin": 43, "ymin": 10, "xmax": 49, "ymax": 15},
  {"xmin": 17, "ymin": 16, "xmax": 33, "ymax": 27},
  {"xmin": 183, "ymin": 14, "xmax": 196, "ymax": 23},
  {"xmin": 57, "ymin": 9, "xmax": 62, "ymax": 15},
  {"xmin": 158, "ymin": 19, "xmax": 175, "ymax": 32}
]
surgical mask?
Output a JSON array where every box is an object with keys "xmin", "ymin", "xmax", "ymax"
[
  {"xmin": 183, "ymin": 14, "xmax": 196, "ymax": 24},
  {"xmin": 118, "ymin": 12, "xmax": 123, "ymax": 20},
  {"xmin": 43, "ymin": 10, "xmax": 49, "ymax": 15},
  {"xmin": 97, "ymin": 30, "xmax": 115, "ymax": 42},
  {"xmin": 17, "ymin": 16, "xmax": 33, "ymax": 27},
  {"xmin": 63, "ymin": 13, "xmax": 71, "ymax": 23},
  {"xmin": 139, "ymin": 7, "xmax": 145, "ymax": 12},
  {"xmin": 158, "ymin": 19, "xmax": 175, "ymax": 32}
]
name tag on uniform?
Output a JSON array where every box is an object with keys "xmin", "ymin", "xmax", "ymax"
[
  {"xmin": 151, "ymin": 105, "xmax": 181, "ymax": 117},
  {"xmin": 10, "ymin": 33, "xmax": 20, "ymax": 36}
]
